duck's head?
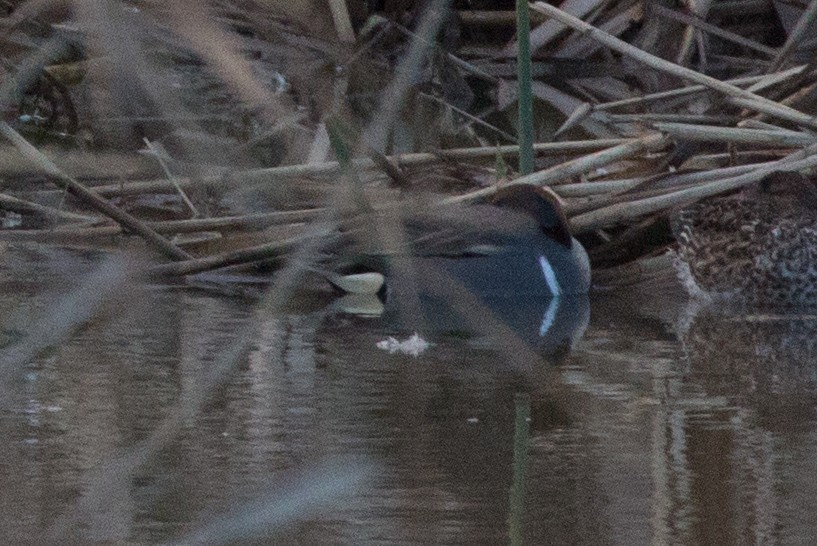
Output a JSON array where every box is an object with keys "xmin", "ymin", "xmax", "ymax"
[
  {"xmin": 487, "ymin": 184, "xmax": 574, "ymax": 248},
  {"xmin": 474, "ymin": 183, "xmax": 589, "ymax": 297}
]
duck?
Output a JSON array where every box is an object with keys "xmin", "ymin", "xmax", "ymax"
[
  {"xmin": 672, "ymin": 172, "xmax": 817, "ymax": 304},
  {"xmin": 324, "ymin": 183, "xmax": 591, "ymax": 299}
]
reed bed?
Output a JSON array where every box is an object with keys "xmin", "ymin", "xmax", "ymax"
[{"xmin": 3, "ymin": 0, "xmax": 815, "ymax": 278}]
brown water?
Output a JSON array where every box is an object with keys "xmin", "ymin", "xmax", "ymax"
[{"xmin": 2, "ymin": 246, "xmax": 817, "ymax": 544}]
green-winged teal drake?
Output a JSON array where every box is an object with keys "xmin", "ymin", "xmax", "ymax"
[
  {"xmin": 672, "ymin": 173, "xmax": 817, "ymax": 304},
  {"xmin": 330, "ymin": 183, "xmax": 591, "ymax": 298}
]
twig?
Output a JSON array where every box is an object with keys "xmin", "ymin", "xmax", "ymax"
[
  {"xmin": 364, "ymin": 146, "xmax": 411, "ymax": 189},
  {"xmin": 141, "ymin": 138, "xmax": 199, "ymax": 217},
  {"xmin": 0, "ymin": 122, "xmax": 192, "ymax": 261},
  {"xmin": 420, "ymin": 93, "xmax": 518, "ymax": 143},
  {"xmin": 391, "ymin": 20, "xmax": 499, "ymax": 84}
]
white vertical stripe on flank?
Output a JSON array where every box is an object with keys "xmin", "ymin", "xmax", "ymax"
[
  {"xmin": 539, "ymin": 297, "xmax": 560, "ymax": 337},
  {"xmin": 538, "ymin": 255, "xmax": 561, "ymax": 296}
]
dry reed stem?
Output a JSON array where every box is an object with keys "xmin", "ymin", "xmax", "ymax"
[
  {"xmin": 328, "ymin": 0, "xmax": 356, "ymax": 43},
  {"xmin": 0, "ymin": 146, "xmax": 159, "ymax": 179},
  {"xmin": 559, "ymin": 2, "xmax": 643, "ymax": 58},
  {"xmin": 0, "ymin": 211, "xmax": 324, "ymax": 245},
  {"xmin": 148, "ymin": 214, "xmax": 342, "ymax": 276},
  {"xmin": 0, "ymin": 226, "xmax": 122, "ymax": 242},
  {"xmin": 421, "ymin": 92, "xmax": 518, "ymax": 142},
  {"xmin": 566, "ymin": 180, "xmax": 710, "ymax": 217},
  {"xmin": 82, "ymin": 139, "xmax": 632, "ymax": 198},
  {"xmin": 0, "ymin": 193, "xmax": 100, "ymax": 224},
  {"xmin": 674, "ymin": 0, "xmax": 712, "ymax": 65},
  {"xmin": 142, "ymin": 139, "xmax": 200, "ymax": 217},
  {"xmin": 744, "ymin": 82, "xmax": 817, "ymax": 124},
  {"xmin": 652, "ymin": 4, "xmax": 776, "ymax": 57},
  {"xmin": 738, "ymin": 119, "xmax": 791, "ymax": 130},
  {"xmin": 0, "ymin": 122, "xmax": 193, "ymax": 261},
  {"xmin": 392, "ymin": 20, "xmax": 499, "ymax": 84},
  {"xmin": 363, "ymin": 146, "xmax": 410, "ymax": 188},
  {"xmin": 594, "ymin": 65, "xmax": 806, "ymax": 111},
  {"xmin": 458, "ymin": 10, "xmax": 548, "ymax": 26},
  {"xmin": 148, "ymin": 235, "xmax": 304, "ymax": 276},
  {"xmin": 767, "ymin": 0, "xmax": 817, "ymax": 72},
  {"xmin": 729, "ymin": 97, "xmax": 817, "ymax": 128},
  {"xmin": 507, "ymin": 0, "xmax": 604, "ymax": 56},
  {"xmin": 641, "ymin": 162, "xmax": 777, "ymax": 188},
  {"xmin": 744, "ymin": 66, "xmax": 808, "ymax": 93},
  {"xmin": 709, "ymin": 0, "xmax": 770, "ymax": 16},
  {"xmin": 531, "ymin": 2, "xmax": 817, "ymax": 130},
  {"xmin": 570, "ymin": 144, "xmax": 817, "ymax": 232},
  {"xmin": 554, "ymin": 178, "xmax": 643, "ymax": 197},
  {"xmin": 152, "ymin": 209, "xmax": 321, "ymax": 233},
  {"xmin": 554, "ymin": 162, "xmax": 768, "ymax": 197},
  {"xmin": 554, "ymin": 102, "xmax": 592, "ymax": 138},
  {"xmin": 652, "ymin": 123, "xmax": 817, "ymax": 147},
  {"xmin": 443, "ymin": 133, "xmax": 668, "ymax": 205},
  {"xmin": 603, "ymin": 113, "xmax": 734, "ymax": 123}
]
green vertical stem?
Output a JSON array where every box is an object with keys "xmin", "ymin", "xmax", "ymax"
[
  {"xmin": 516, "ymin": 0, "xmax": 535, "ymax": 175},
  {"xmin": 509, "ymin": 393, "xmax": 531, "ymax": 545},
  {"xmin": 326, "ymin": 117, "xmax": 372, "ymax": 214}
]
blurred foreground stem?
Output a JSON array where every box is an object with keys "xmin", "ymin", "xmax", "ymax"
[{"xmin": 509, "ymin": 393, "xmax": 531, "ymax": 545}]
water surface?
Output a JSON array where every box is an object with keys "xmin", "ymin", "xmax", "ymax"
[{"xmin": 1, "ymin": 245, "xmax": 816, "ymax": 544}]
